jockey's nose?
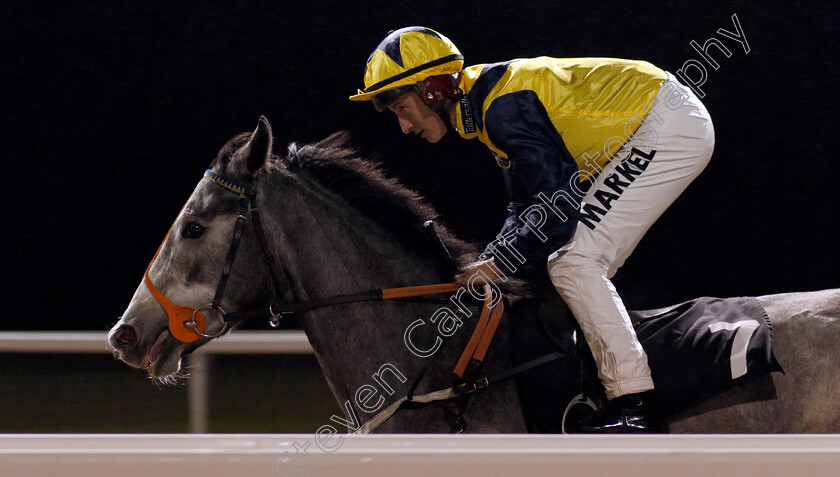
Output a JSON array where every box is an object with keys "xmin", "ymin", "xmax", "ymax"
[{"xmin": 398, "ymin": 117, "xmax": 414, "ymax": 134}]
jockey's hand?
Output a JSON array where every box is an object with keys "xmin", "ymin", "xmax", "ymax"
[{"xmin": 454, "ymin": 258, "xmax": 501, "ymax": 286}]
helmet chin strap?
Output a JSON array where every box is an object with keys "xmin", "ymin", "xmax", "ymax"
[{"xmin": 433, "ymin": 99, "xmax": 457, "ymax": 129}]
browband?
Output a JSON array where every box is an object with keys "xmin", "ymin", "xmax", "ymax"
[{"xmin": 204, "ymin": 169, "xmax": 247, "ymax": 196}]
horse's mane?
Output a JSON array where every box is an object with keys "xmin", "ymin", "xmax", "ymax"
[
  {"xmin": 213, "ymin": 131, "xmax": 479, "ymax": 279},
  {"xmin": 282, "ymin": 132, "xmax": 479, "ymax": 278}
]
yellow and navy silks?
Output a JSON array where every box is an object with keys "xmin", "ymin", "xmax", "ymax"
[{"xmin": 454, "ymin": 57, "xmax": 667, "ymax": 277}]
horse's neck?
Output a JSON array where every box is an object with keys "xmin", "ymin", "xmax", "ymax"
[
  {"xmin": 261, "ymin": 177, "xmax": 444, "ymax": 408},
  {"xmin": 266, "ymin": 178, "xmax": 440, "ymax": 298}
]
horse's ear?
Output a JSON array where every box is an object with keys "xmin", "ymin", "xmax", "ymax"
[{"xmin": 234, "ymin": 116, "xmax": 273, "ymax": 176}]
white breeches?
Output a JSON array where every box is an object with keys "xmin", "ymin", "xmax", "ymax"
[{"xmin": 547, "ymin": 74, "xmax": 715, "ymax": 400}]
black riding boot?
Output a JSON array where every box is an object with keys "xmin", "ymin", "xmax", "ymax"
[{"xmin": 577, "ymin": 391, "xmax": 665, "ymax": 433}]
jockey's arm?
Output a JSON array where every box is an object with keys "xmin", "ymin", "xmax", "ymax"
[{"xmin": 477, "ymin": 91, "xmax": 582, "ymax": 280}]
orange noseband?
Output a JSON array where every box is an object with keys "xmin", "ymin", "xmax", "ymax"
[{"xmin": 142, "ymin": 205, "xmax": 207, "ymax": 343}]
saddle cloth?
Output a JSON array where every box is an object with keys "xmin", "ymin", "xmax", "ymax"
[{"xmin": 510, "ymin": 295, "xmax": 784, "ymax": 432}]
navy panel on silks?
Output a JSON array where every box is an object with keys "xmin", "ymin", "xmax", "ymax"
[
  {"xmin": 481, "ymin": 90, "xmax": 582, "ymax": 279},
  {"xmin": 464, "ymin": 61, "xmax": 510, "ymax": 133}
]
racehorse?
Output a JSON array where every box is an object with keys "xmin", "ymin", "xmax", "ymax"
[{"xmin": 109, "ymin": 117, "xmax": 840, "ymax": 433}]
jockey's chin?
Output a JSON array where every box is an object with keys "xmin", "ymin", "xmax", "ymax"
[{"xmin": 422, "ymin": 125, "xmax": 447, "ymax": 143}]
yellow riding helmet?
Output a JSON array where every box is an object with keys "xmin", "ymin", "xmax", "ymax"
[{"xmin": 349, "ymin": 27, "xmax": 464, "ymax": 111}]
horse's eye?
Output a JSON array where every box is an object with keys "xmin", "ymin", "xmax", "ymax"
[{"xmin": 182, "ymin": 222, "xmax": 205, "ymax": 239}]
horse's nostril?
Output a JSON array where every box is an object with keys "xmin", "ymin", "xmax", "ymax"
[{"xmin": 119, "ymin": 325, "xmax": 137, "ymax": 345}]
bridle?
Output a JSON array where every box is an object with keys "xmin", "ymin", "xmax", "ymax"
[
  {"xmin": 144, "ymin": 169, "xmax": 462, "ymax": 343},
  {"xmin": 142, "ymin": 169, "xmax": 287, "ymax": 342},
  {"xmin": 143, "ymin": 167, "xmax": 569, "ymax": 433}
]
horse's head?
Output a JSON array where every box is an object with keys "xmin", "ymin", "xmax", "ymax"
[{"xmin": 109, "ymin": 117, "xmax": 278, "ymax": 379}]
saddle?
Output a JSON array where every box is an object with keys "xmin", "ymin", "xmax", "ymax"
[{"xmin": 508, "ymin": 294, "xmax": 784, "ymax": 433}]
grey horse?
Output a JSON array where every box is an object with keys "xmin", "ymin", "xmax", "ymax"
[{"xmin": 109, "ymin": 117, "xmax": 840, "ymax": 433}]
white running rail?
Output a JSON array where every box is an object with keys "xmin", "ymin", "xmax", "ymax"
[
  {"xmin": 0, "ymin": 330, "xmax": 312, "ymax": 354},
  {"xmin": 2, "ymin": 434, "xmax": 840, "ymax": 477},
  {"xmin": 0, "ymin": 330, "xmax": 313, "ymax": 432}
]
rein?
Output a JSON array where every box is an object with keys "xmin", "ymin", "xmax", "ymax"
[{"xmin": 224, "ymin": 283, "xmax": 462, "ymax": 326}]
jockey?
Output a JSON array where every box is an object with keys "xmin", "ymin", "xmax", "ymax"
[{"xmin": 350, "ymin": 27, "xmax": 714, "ymax": 433}]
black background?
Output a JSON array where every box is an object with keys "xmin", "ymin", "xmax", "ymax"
[{"xmin": 3, "ymin": 1, "xmax": 838, "ymax": 331}]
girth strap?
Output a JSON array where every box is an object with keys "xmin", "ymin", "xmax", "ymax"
[{"xmin": 355, "ymin": 350, "xmax": 567, "ymax": 434}]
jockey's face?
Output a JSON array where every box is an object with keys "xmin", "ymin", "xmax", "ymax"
[{"xmin": 388, "ymin": 90, "xmax": 448, "ymax": 143}]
